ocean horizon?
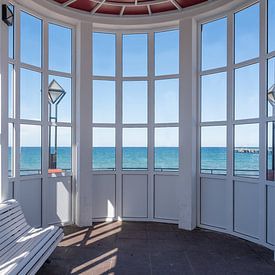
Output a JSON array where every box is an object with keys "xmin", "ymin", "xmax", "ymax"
[{"xmin": 8, "ymin": 147, "xmax": 266, "ymax": 176}]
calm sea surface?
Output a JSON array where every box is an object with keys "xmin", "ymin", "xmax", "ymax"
[{"xmin": 8, "ymin": 147, "xmax": 267, "ymax": 176}]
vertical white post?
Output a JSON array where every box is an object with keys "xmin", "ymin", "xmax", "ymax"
[
  {"xmin": 74, "ymin": 21, "xmax": 93, "ymax": 226},
  {"xmin": 0, "ymin": 0, "xmax": 10, "ymax": 202},
  {"xmin": 178, "ymin": 18, "xmax": 197, "ymax": 230}
]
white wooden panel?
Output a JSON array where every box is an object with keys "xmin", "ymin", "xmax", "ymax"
[
  {"xmin": 200, "ymin": 178, "xmax": 227, "ymax": 229},
  {"xmin": 15, "ymin": 179, "xmax": 42, "ymax": 227},
  {"xmin": 122, "ymin": 175, "xmax": 148, "ymax": 218},
  {"xmin": 234, "ymin": 181, "xmax": 259, "ymax": 239},
  {"xmin": 267, "ymin": 185, "xmax": 275, "ymax": 245},
  {"xmin": 92, "ymin": 175, "xmax": 116, "ymax": 219},
  {"xmin": 154, "ymin": 175, "xmax": 179, "ymax": 220},
  {"xmin": 47, "ymin": 177, "xmax": 72, "ymax": 224}
]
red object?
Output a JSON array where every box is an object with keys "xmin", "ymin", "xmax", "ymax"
[
  {"xmin": 51, "ymin": 0, "xmax": 207, "ymax": 16},
  {"xmin": 48, "ymin": 168, "xmax": 63, "ymax": 174}
]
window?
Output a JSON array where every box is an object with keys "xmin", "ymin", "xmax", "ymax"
[
  {"xmin": 234, "ymin": 63, "xmax": 259, "ymax": 120},
  {"xmin": 155, "ymin": 79, "xmax": 179, "ymax": 123},
  {"xmin": 20, "ymin": 12, "xmax": 42, "ymax": 67},
  {"xmin": 123, "ymin": 81, "xmax": 147, "ymax": 124},
  {"xmin": 48, "ymin": 75, "xmax": 72, "ymax": 123},
  {"xmin": 93, "ymin": 33, "xmax": 116, "ymax": 77},
  {"xmin": 49, "ymin": 127, "xmax": 71, "ymax": 172},
  {"xmin": 201, "ymin": 126, "xmax": 227, "ymax": 175},
  {"xmin": 123, "ymin": 128, "xmax": 147, "ymax": 170},
  {"xmin": 268, "ymin": 58, "xmax": 275, "ymax": 117},
  {"xmin": 201, "ymin": 18, "xmax": 227, "ymax": 71},
  {"xmin": 234, "ymin": 4, "xmax": 260, "ymax": 63},
  {"xmin": 8, "ymin": 64, "xmax": 14, "ymax": 118},
  {"xmin": 155, "ymin": 127, "xmax": 179, "ymax": 171},
  {"xmin": 20, "ymin": 125, "xmax": 41, "ymax": 176},
  {"xmin": 201, "ymin": 72, "xmax": 227, "ymax": 122},
  {"xmin": 93, "ymin": 128, "xmax": 115, "ymax": 170},
  {"xmin": 155, "ymin": 30, "xmax": 179, "ymax": 76},
  {"xmin": 20, "ymin": 68, "xmax": 42, "ymax": 121},
  {"xmin": 93, "ymin": 80, "xmax": 115, "ymax": 124},
  {"xmin": 49, "ymin": 23, "xmax": 72, "ymax": 73},
  {"xmin": 123, "ymin": 34, "xmax": 148, "ymax": 77},
  {"xmin": 268, "ymin": 0, "xmax": 275, "ymax": 53},
  {"xmin": 8, "ymin": 4, "xmax": 14, "ymax": 59},
  {"xmin": 267, "ymin": 122, "xmax": 275, "ymax": 180},
  {"xmin": 234, "ymin": 124, "xmax": 259, "ymax": 178},
  {"xmin": 8, "ymin": 123, "xmax": 14, "ymax": 178}
]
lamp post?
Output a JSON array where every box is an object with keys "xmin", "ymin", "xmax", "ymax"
[
  {"xmin": 268, "ymin": 84, "xmax": 275, "ymax": 179},
  {"xmin": 48, "ymin": 79, "xmax": 66, "ymax": 169}
]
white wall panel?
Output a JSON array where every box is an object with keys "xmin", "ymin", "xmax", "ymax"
[
  {"xmin": 200, "ymin": 178, "xmax": 227, "ymax": 228},
  {"xmin": 92, "ymin": 175, "xmax": 116, "ymax": 219},
  {"xmin": 47, "ymin": 176, "xmax": 72, "ymax": 225},
  {"xmin": 15, "ymin": 179, "xmax": 42, "ymax": 227},
  {"xmin": 267, "ymin": 185, "xmax": 275, "ymax": 245},
  {"xmin": 122, "ymin": 175, "xmax": 148, "ymax": 218},
  {"xmin": 234, "ymin": 181, "xmax": 259, "ymax": 239},
  {"xmin": 154, "ymin": 175, "xmax": 179, "ymax": 220}
]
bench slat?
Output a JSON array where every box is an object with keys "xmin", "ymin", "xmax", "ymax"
[
  {"xmin": 0, "ymin": 199, "xmax": 63, "ymax": 275},
  {"xmin": 0, "ymin": 222, "xmax": 31, "ymax": 252},
  {"xmin": 0, "ymin": 217, "xmax": 28, "ymax": 245},
  {"xmin": 14, "ymin": 229, "xmax": 63, "ymax": 275},
  {"xmin": 0, "ymin": 205, "xmax": 21, "ymax": 222},
  {"xmin": 0, "ymin": 200, "xmax": 19, "ymax": 215},
  {"xmin": 0, "ymin": 226, "xmax": 59, "ymax": 266}
]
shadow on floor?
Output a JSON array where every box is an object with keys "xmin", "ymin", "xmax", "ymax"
[{"xmin": 37, "ymin": 221, "xmax": 275, "ymax": 275}]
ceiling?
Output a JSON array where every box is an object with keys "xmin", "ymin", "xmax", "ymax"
[{"xmin": 51, "ymin": 0, "xmax": 208, "ymax": 16}]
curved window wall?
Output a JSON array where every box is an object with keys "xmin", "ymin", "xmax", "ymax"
[{"xmin": 199, "ymin": 0, "xmax": 275, "ymax": 247}]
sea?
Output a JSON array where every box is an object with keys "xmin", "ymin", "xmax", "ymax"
[{"xmin": 8, "ymin": 147, "xmax": 268, "ymax": 176}]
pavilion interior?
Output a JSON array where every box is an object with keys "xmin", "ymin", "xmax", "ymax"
[{"xmin": 1, "ymin": 0, "xmax": 275, "ymax": 274}]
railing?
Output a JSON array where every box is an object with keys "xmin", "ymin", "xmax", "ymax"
[
  {"xmin": 201, "ymin": 168, "xmax": 259, "ymax": 177},
  {"xmin": 8, "ymin": 168, "xmax": 71, "ymax": 176}
]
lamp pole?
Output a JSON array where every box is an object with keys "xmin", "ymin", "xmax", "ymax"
[{"xmin": 48, "ymin": 80, "xmax": 66, "ymax": 170}]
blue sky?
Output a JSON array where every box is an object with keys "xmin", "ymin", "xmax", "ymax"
[{"xmin": 9, "ymin": 2, "xmax": 275, "ymax": 148}]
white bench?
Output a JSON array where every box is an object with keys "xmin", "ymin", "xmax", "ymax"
[{"xmin": 0, "ymin": 199, "xmax": 63, "ymax": 275}]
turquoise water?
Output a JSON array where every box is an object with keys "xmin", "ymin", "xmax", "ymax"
[{"xmin": 8, "ymin": 147, "xmax": 267, "ymax": 176}]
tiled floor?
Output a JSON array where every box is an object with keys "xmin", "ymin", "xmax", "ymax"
[{"xmin": 38, "ymin": 221, "xmax": 275, "ymax": 275}]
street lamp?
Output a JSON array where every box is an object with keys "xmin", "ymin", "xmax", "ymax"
[
  {"xmin": 48, "ymin": 79, "xmax": 66, "ymax": 169},
  {"xmin": 268, "ymin": 84, "xmax": 275, "ymax": 180}
]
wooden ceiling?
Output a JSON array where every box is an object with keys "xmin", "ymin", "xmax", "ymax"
[{"xmin": 51, "ymin": 0, "xmax": 208, "ymax": 16}]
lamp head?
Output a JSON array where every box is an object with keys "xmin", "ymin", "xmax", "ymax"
[{"xmin": 48, "ymin": 79, "xmax": 66, "ymax": 105}]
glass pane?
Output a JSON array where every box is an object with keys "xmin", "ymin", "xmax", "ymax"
[
  {"xmin": 268, "ymin": 0, "xmax": 275, "ymax": 53},
  {"xmin": 93, "ymin": 128, "xmax": 115, "ymax": 170},
  {"xmin": 8, "ymin": 64, "xmax": 14, "ymax": 118},
  {"xmin": 201, "ymin": 126, "xmax": 227, "ymax": 175},
  {"xmin": 235, "ymin": 4, "xmax": 259, "ymax": 63},
  {"xmin": 235, "ymin": 63, "xmax": 259, "ymax": 120},
  {"xmin": 267, "ymin": 122, "xmax": 275, "ymax": 181},
  {"xmin": 155, "ymin": 30, "xmax": 179, "ymax": 76},
  {"xmin": 49, "ymin": 23, "xmax": 72, "ymax": 73},
  {"xmin": 201, "ymin": 18, "xmax": 227, "ymax": 71},
  {"xmin": 8, "ymin": 123, "xmax": 14, "ymax": 178},
  {"xmin": 155, "ymin": 127, "xmax": 179, "ymax": 171},
  {"xmin": 201, "ymin": 72, "xmax": 226, "ymax": 122},
  {"xmin": 20, "ymin": 125, "xmax": 41, "ymax": 176},
  {"xmin": 49, "ymin": 126, "xmax": 71, "ymax": 173},
  {"xmin": 268, "ymin": 58, "xmax": 275, "ymax": 117},
  {"xmin": 123, "ymin": 81, "xmax": 147, "ymax": 124},
  {"xmin": 20, "ymin": 11, "xmax": 42, "ymax": 67},
  {"xmin": 234, "ymin": 124, "xmax": 259, "ymax": 178},
  {"xmin": 8, "ymin": 4, "xmax": 14, "ymax": 59},
  {"xmin": 20, "ymin": 68, "xmax": 41, "ymax": 121},
  {"xmin": 155, "ymin": 79, "xmax": 179, "ymax": 123},
  {"xmin": 48, "ymin": 75, "xmax": 71, "ymax": 123},
  {"xmin": 123, "ymin": 34, "xmax": 148, "ymax": 77},
  {"xmin": 123, "ymin": 128, "xmax": 147, "ymax": 170},
  {"xmin": 93, "ymin": 80, "xmax": 115, "ymax": 123},
  {"xmin": 93, "ymin": 32, "xmax": 116, "ymax": 76}
]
